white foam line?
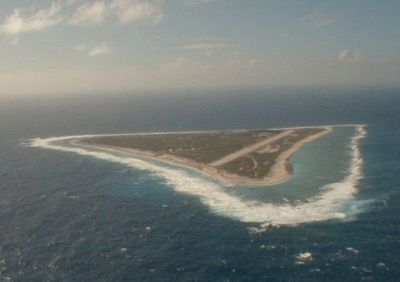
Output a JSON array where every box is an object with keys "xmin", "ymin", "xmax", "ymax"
[{"xmin": 27, "ymin": 125, "xmax": 367, "ymax": 226}]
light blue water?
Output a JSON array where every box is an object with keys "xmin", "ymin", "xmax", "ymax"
[{"xmin": 231, "ymin": 126, "xmax": 353, "ymax": 203}]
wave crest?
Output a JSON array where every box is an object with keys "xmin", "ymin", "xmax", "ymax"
[{"xmin": 28, "ymin": 126, "xmax": 367, "ymax": 226}]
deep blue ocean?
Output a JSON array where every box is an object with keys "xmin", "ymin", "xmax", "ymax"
[{"xmin": 0, "ymin": 88, "xmax": 399, "ymax": 281}]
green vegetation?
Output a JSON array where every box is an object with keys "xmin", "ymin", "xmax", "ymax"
[
  {"xmin": 82, "ymin": 128, "xmax": 325, "ymax": 180},
  {"xmin": 82, "ymin": 130, "xmax": 279, "ymax": 163},
  {"xmin": 220, "ymin": 128, "xmax": 323, "ymax": 178}
]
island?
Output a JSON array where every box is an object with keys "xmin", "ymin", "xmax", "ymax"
[{"xmin": 77, "ymin": 127, "xmax": 332, "ymax": 185}]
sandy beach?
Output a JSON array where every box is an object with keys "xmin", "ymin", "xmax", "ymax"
[{"xmin": 75, "ymin": 127, "xmax": 333, "ymax": 186}]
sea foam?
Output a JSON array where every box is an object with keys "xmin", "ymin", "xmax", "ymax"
[{"xmin": 28, "ymin": 126, "xmax": 367, "ymax": 226}]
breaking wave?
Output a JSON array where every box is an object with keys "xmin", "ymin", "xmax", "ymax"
[{"xmin": 28, "ymin": 126, "xmax": 367, "ymax": 226}]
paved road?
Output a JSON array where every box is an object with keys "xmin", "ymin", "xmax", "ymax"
[{"xmin": 209, "ymin": 130, "xmax": 294, "ymax": 167}]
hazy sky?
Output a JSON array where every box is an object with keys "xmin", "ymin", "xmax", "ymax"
[{"xmin": 1, "ymin": 0, "xmax": 400, "ymax": 95}]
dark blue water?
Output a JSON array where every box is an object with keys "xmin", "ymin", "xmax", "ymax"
[{"xmin": 0, "ymin": 88, "xmax": 399, "ymax": 281}]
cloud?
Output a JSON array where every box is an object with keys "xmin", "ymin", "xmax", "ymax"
[
  {"xmin": 110, "ymin": 0, "xmax": 163, "ymax": 25},
  {"xmin": 160, "ymin": 51, "xmax": 259, "ymax": 75},
  {"xmin": 70, "ymin": 0, "xmax": 163, "ymax": 26},
  {"xmin": 89, "ymin": 43, "xmax": 111, "ymax": 56},
  {"xmin": 0, "ymin": 0, "xmax": 163, "ymax": 38},
  {"xmin": 303, "ymin": 10, "xmax": 338, "ymax": 28},
  {"xmin": 69, "ymin": 1, "xmax": 108, "ymax": 26},
  {"xmin": 74, "ymin": 42, "xmax": 111, "ymax": 56},
  {"xmin": 0, "ymin": 2, "xmax": 63, "ymax": 36},
  {"xmin": 337, "ymin": 49, "xmax": 362, "ymax": 63}
]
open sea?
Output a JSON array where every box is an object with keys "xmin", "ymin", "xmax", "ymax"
[{"xmin": 0, "ymin": 88, "xmax": 399, "ymax": 281}]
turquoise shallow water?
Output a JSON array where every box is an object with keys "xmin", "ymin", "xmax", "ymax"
[
  {"xmin": 33, "ymin": 125, "xmax": 363, "ymax": 225},
  {"xmin": 0, "ymin": 90, "xmax": 399, "ymax": 281},
  {"xmin": 231, "ymin": 126, "xmax": 354, "ymax": 203}
]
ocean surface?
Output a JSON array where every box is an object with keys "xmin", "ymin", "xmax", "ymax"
[{"xmin": 0, "ymin": 88, "xmax": 399, "ymax": 281}]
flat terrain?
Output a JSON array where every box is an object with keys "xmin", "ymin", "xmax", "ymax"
[
  {"xmin": 220, "ymin": 128, "xmax": 324, "ymax": 178},
  {"xmin": 80, "ymin": 127, "xmax": 330, "ymax": 184},
  {"xmin": 82, "ymin": 130, "xmax": 279, "ymax": 163}
]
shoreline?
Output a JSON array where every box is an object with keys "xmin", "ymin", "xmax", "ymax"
[
  {"xmin": 74, "ymin": 126, "xmax": 333, "ymax": 186},
  {"xmin": 60, "ymin": 123, "xmax": 362, "ymax": 139}
]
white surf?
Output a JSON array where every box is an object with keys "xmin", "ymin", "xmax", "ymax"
[{"xmin": 28, "ymin": 126, "xmax": 367, "ymax": 226}]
